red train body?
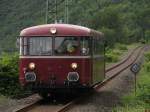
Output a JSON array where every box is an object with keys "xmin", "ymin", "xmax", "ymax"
[{"xmin": 19, "ymin": 24, "xmax": 105, "ymax": 97}]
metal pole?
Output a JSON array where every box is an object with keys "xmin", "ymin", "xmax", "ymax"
[
  {"xmin": 46, "ymin": 0, "xmax": 49, "ymax": 23},
  {"xmin": 66, "ymin": 0, "xmax": 69, "ymax": 23},
  {"xmin": 134, "ymin": 73, "xmax": 137, "ymax": 96},
  {"xmin": 65, "ymin": 0, "xmax": 66, "ymax": 23},
  {"xmin": 55, "ymin": 0, "xmax": 57, "ymax": 23},
  {"xmin": 65, "ymin": 0, "xmax": 69, "ymax": 23}
]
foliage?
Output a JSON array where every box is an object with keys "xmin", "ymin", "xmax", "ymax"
[
  {"xmin": 135, "ymin": 53, "xmax": 150, "ymax": 103},
  {"xmin": 144, "ymin": 61, "xmax": 150, "ymax": 72},
  {"xmin": 105, "ymin": 49, "xmax": 121, "ymax": 63},
  {"xmin": 145, "ymin": 30, "xmax": 150, "ymax": 42},
  {"xmin": 143, "ymin": 51, "xmax": 150, "ymax": 79},
  {"xmin": 106, "ymin": 43, "xmax": 128, "ymax": 63},
  {"xmin": 0, "ymin": 0, "xmax": 150, "ymax": 52},
  {"xmin": 106, "ymin": 53, "xmax": 119, "ymax": 63},
  {"xmin": 101, "ymin": 27, "xmax": 116, "ymax": 47},
  {"xmin": 114, "ymin": 51, "xmax": 150, "ymax": 111},
  {"xmin": 115, "ymin": 43, "xmax": 127, "ymax": 50},
  {"xmin": 144, "ymin": 52, "xmax": 150, "ymax": 62},
  {"xmin": 0, "ymin": 53, "xmax": 28, "ymax": 98}
]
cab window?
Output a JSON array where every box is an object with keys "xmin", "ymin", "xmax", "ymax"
[
  {"xmin": 80, "ymin": 37, "xmax": 91, "ymax": 55},
  {"xmin": 20, "ymin": 37, "xmax": 52, "ymax": 56},
  {"xmin": 54, "ymin": 37, "xmax": 79, "ymax": 55}
]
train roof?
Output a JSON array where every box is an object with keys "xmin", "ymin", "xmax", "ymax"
[{"xmin": 20, "ymin": 24, "xmax": 103, "ymax": 37}]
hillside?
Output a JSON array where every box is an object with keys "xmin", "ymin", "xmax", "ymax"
[
  {"xmin": 0, "ymin": 0, "xmax": 149, "ymax": 52},
  {"xmin": 0, "ymin": 0, "xmax": 45, "ymax": 52}
]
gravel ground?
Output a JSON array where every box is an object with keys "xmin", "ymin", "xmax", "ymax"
[{"xmin": 0, "ymin": 94, "xmax": 41, "ymax": 112}]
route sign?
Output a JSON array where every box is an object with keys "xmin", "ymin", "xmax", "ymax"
[
  {"xmin": 130, "ymin": 63, "xmax": 141, "ymax": 96},
  {"xmin": 130, "ymin": 63, "xmax": 141, "ymax": 74}
]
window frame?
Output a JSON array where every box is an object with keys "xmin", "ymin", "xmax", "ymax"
[
  {"xmin": 19, "ymin": 36, "xmax": 92, "ymax": 56},
  {"xmin": 20, "ymin": 36, "xmax": 52, "ymax": 56}
]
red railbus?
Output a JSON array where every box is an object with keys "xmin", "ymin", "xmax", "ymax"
[{"xmin": 19, "ymin": 24, "xmax": 105, "ymax": 97}]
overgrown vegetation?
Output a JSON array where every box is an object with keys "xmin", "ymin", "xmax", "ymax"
[
  {"xmin": 113, "ymin": 52, "xmax": 150, "ymax": 111},
  {"xmin": 0, "ymin": 53, "xmax": 29, "ymax": 98},
  {"xmin": 106, "ymin": 43, "xmax": 128, "ymax": 63}
]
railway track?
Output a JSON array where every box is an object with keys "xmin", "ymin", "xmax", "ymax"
[
  {"xmin": 94, "ymin": 46, "xmax": 144, "ymax": 90},
  {"xmin": 13, "ymin": 45, "xmax": 146, "ymax": 112}
]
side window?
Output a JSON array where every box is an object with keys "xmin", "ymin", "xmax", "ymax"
[
  {"xmin": 80, "ymin": 37, "xmax": 90, "ymax": 55},
  {"xmin": 96, "ymin": 38, "xmax": 104, "ymax": 55},
  {"xmin": 93, "ymin": 38, "xmax": 96, "ymax": 55},
  {"xmin": 93, "ymin": 37, "xmax": 104, "ymax": 55},
  {"xmin": 23, "ymin": 37, "xmax": 28, "ymax": 55},
  {"xmin": 19, "ymin": 37, "xmax": 23, "ymax": 55}
]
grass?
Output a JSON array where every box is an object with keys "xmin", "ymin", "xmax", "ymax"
[
  {"xmin": 113, "ymin": 52, "xmax": 150, "ymax": 112},
  {"xmin": 106, "ymin": 43, "xmax": 140, "ymax": 64},
  {"xmin": 126, "ymin": 43, "xmax": 141, "ymax": 49},
  {"xmin": 106, "ymin": 43, "xmax": 131, "ymax": 64},
  {"xmin": 113, "ymin": 106, "xmax": 146, "ymax": 112}
]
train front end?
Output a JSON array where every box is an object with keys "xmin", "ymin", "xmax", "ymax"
[{"xmin": 19, "ymin": 24, "xmax": 92, "ymax": 96}]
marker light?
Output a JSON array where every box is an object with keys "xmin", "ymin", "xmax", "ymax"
[
  {"xmin": 71, "ymin": 63, "xmax": 78, "ymax": 70},
  {"xmin": 50, "ymin": 28, "xmax": 57, "ymax": 34},
  {"xmin": 29, "ymin": 62, "xmax": 35, "ymax": 70}
]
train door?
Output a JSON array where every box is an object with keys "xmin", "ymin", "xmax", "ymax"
[
  {"xmin": 92, "ymin": 36, "xmax": 105, "ymax": 85},
  {"xmin": 80, "ymin": 37, "xmax": 92, "ymax": 85}
]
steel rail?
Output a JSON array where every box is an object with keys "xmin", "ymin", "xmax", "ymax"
[
  {"xmin": 14, "ymin": 45, "xmax": 145, "ymax": 112},
  {"xmin": 94, "ymin": 46, "xmax": 145, "ymax": 90},
  {"xmin": 105, "ymin": 46, "xmax": 141, "ymax": 72}
]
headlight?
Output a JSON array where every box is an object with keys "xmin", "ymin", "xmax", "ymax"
[
  {"xmin": 50, "ymin": 27, "xmax": 57, "ymax": 34},
  {"xmin": 29, "ymin": 62, "xmax": 35, "ymax": 70},
  {"xmin": 67, "ymin": 72, "xmax": 79, "ymax": 82},
  {"xmin": 25, "ymin": 72, "xmax": 36, "ymax": 82},
  {"xmin": 71, "ymin": 63, "xmax": 78, "ymax": 70}
]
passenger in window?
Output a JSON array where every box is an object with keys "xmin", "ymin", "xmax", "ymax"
[
  {"xmin": 55, "ymin": 37, "xmax": 78, "ymax": 55},
  {"xmin": 66, "ymin": 41, "xmax": 78, "ymax": 53},
  {"xmin": 67, "ymin": 43, "xmax": 75, "ymax": 53}
]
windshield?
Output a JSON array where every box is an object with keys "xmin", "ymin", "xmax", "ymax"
[
  {"xmin": 54, "ymin": 37, "xmax": 79, "ymax": 55},
  {"xmin": 29, "ymin": 37, "xmax": 52, "ymax": 55},
  {"xmin": 20, "ymin": 37, "xmax": 52, "ymax": 56},
  {"xmin": 20, "ymin": 36, "xmax": 90, "ymax": 56}
]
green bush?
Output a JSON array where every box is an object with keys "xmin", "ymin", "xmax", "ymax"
[
  {"xmin": 144, "ymin": 52, "xmax": 150, "ymax": 62},
  {"xmin": 144, "ymin": 52, "xmax": 150, "ymax": 72},
  {"xmin": 115, "ymin": 43, "xmax": 128, "ymax": 50},
  {"xmin": 106, "ymin": 48, "xmax": 121, "ymax": 63},
  {"xmin": 137, "ymin": 54, "xmax": 150, "ymax": 103},
  {"xmin": 112, "ymin": 49, "xmax": 122, "ymax": 55},
  {"xmin": 137, "ymin": 71, "xmax": 150, "ymax": 104},
  {"xmin": 144, "ymin": 62, "xmax": 150, "ymax": 72},
  {"xmin": 0, "ymin": 53, "xmax": 29, "ymax": 98},
  {"xmin": 106, "ymin": 53, "xmax": 118, "ymax": 62}
]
